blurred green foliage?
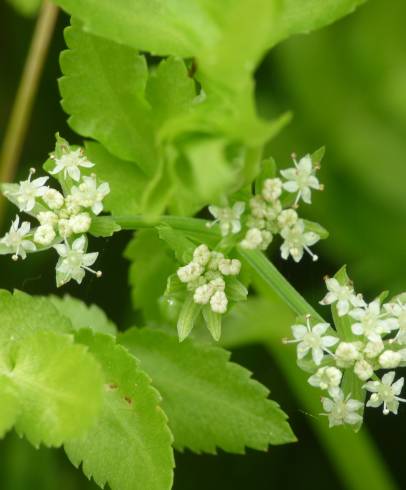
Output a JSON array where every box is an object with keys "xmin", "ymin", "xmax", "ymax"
[{"xmin": 1, "ymin": 0, "xmax": 406, "ymax": 489}]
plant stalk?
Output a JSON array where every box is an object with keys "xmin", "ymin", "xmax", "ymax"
[{"xmin": 0, "ymin": 0, "xmax": 59, "ymax": 222}]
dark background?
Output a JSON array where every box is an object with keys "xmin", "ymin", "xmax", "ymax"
[{"xmin": 1, "ymin": 0, "xmax": 405, "ymax": 488}]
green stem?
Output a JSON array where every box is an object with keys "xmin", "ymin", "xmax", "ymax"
[{"xmin": 0, "ymin": 1, "xmax": 59, "ymax": 223}]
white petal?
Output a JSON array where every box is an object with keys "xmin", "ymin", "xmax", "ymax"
[
  {"xmin": 69, "ymin": 166, "xmax": 81, "ymax": 182},
  {"xmin": 351, "ymin": 323, "xmax": 364, "ymax": 336},
  {"xmin": 320, "ymin": 291, "xmax": 337, "ymax": 305},
  {"xmin": 73, "ymin": 235, "xmax": 86, "ymax": 251},
  {"xmin": 54, "ymin": 244, "xmax": 67, "ymax": 256},
  {"xmin": 92, "ymin": 202, "xmax": 103, "ymax": 215},
  {"xmin": 83, "ymin": 252, "xmax": 98, "ymax": 267},
  {"xmin": 391, "ymin": 378, "xmax": 404, "ymax": 396},
  {"xmin": 322, "ymin": 336, "xmax": 339, "ymax": 347},
  {"xmin": 382, "ymin": 371, "xmax": 396, "ymax": 386},
  {"xmin": 291, "ymin": 324, "xmax": 307, "ymax": 339},
  {"xmin": 337, "ymin": 300, "xmax": 350, "ymax": 316},
  {"xmin": 282, "ymin": 181, "xmax": 299, "ymax": 193},
  {"xmin": 312, "ymin": 347, "xmax": 324, "ymax": 366},
  {"xmin": 304, "ymin": 232, "xmax": 319, "ymax": 246},
  {"xmin": 312, "ymin": 323, "xmax": 330, "ymax": 335},
  {"xmin": 349, "ymin": 308, "xmax": 365, "ymax": 321},
  {"xmin": 301, "ymin": 187, "xmax": 312, "ymax": 204},
  {"xmin": 297, "ymin": 343, "xmax": 310, "ymax": 359},
  {"xmin": 298, "ymin": 155, "xmax": 312, "ymax": 173}
]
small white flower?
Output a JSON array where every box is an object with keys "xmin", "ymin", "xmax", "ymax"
[
  {"xmin": 280, "ymin": 220, "xmax": 319, "ymax": 262},
  {"xmin": 209, "ymin": 276, "xmax": 225, "ymax": 292},
  {"xmin": 350, "ymin": 300, "xmax": 396, "ymax": 342},
  {"xmin": 363, "ymin": 338, "xmax": 384, "ymax": 359},
  {"xmin": 54, "ymin": 236, "xmax": 100, "ymax": 286},
  {"xmin": 280, "ymin": 154, "xmax": 322, "ymax": 205},
  {"xmin": 208, "ymin": 202, "xmax": 245, "ymax": 236},
  {"xmin": 210, "ymin": 290, "xmax": 228, "ymax": 314},
  {"xmin": 7, "ymin": 169, "xmax": 48, "ymax": 212},
  {"xmin": 193, "ymin": 244, "xmax": 211, "ymax": 266},
  {"xmin": 34, "ymin": 224, "xmax": 56, "ymax": 246},
  {"xmin": 50, "ymin": 148, "xmax": 94, "ymax": 181},
  {"xmin": 262, "ymin": 178, "xmax": 283, "ymax": 202},
  {"xmin": 321, "ymin": 388, "xmax": 363, "ymax": 427},
  {"xmin": 384, "ymin": 301, "xmax": 406, "ymax": 344},
  {"xmin": 71, "ymin": 175, "xmax": 109, "ymax": 214},
  {"xmin": 286, "ymin": 317, "xmax": 338, "ymax": 365},
  {"xmin": 320, "ymin": 277, "xmax": 365, "ymax": 316},
  {"xmin": 0, "ymin": 216, "xmax": 36, "ymax": 260},
  {"xmin": 379, "ymin": 350, "xmax": 402, "ymax": 369},
  {"xmin": 42, "ymin": 188, "xmax": 64, "ymax": 210},
  {"xmin": 240, "ymin": 228, "xmax": 267, "ymax": 250},
  {"xmin": 364, "ymin": 372, "xmax": 406, "ymax": 415},
  {"xmin": 335, "ymin": 342, "xmax": 361, "ymax": 367},
  {"xmin": 193, "ymin": 284, "xmax": 214, "ymax": 305},
  {"xmin": 69, "ymin": 213, "xmax": 91, "ymax": 234},
  {"xmin": 353, "ymin": 359, "xmax": 374, "ymax": 381},
  {"xmin": 277, "ymin": 209, "xmax": 298, "ymax": 229},
  {"xmin": 37, "ymin": 211, "xmax": 58, "ymax": 227},
  {"xmin": 63, "ymin": 194, "xmax": 82, "ymax": 216},
  {"xmin": 177, "ymin": 262, "xmax": 204, "ymax": 283},
  {"xmin": 218, "ymin": 258, "xmax": 241, "ymax": 276},
  {"xmin": 308, "ymin": 366, "xmax": 342, "ymax": 390},
  {"xmin": 249, "ymin": 196, "xmax": 268, "ymax": 219}
]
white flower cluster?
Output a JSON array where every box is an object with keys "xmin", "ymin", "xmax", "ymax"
[
  {"xmin": 285, "ymin": 275, "xmax": 406, "ymax": 428},
  {"xmin": 0, "ymin": 143, "xmax": 110, "ymax": 286},
  {"xmin": 176, "ymin": 244, "xmax": 241, "ymax": 314},
  {"xmin": 208, "ymin": 154, "xmax": 323, "ymax": 262}
]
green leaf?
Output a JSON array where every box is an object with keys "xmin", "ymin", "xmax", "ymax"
[
  {"xmin": 66, "ymin": 330, "xmax": 174, "ymax": 490},
  {"xmin": 84, "ymin": 142, "xmax": 148, "ymax": 215},
  {"xmin": 157, "ymin": 225, "xmax": 196, "ymax": 263},
  {"xmin": 177, "ymin": 294, "xmax": 201, "ymax": 342},
  {"xmin": 88, "ymin": 216, "xmax": 121, "ymax": 237},
  {"xmin": 0, "ymin": 330, "xmax": 103, "ymax": 447},
  {"xmin": 60, "ymin": 20, "xmax": 157, "ymax": 174},
  {"xmin": 124, "ymin": 230, "xmax": 176, "ymax": 322},
  {"xmin": 202, "ymin": 306, "xmax": 222, "ymax": 341},
  {"xmin": 270, "ymin": 0, "xmax": 367, "ymax": 48},
  {"xmin": 0, "ymin": 289, "xmax": 71, "ymax": 345},
  {"xmin": 120, "ymin": 327, "xmax": 296, "ymax": 453},
  {"xmin": 48, "ymin": 295, "xmax": 117, "ymax": 335}
]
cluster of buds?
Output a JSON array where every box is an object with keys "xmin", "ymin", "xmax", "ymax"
[
  {"xmin": 208, "ymin": 152, "xmax": 325, "ymax": 262},
  {"xmin": 285, "ymin": 270, "xmax": 406, "ymax": 428},
  {"xmin": 0, "ymin": 135, "xmax": 111, "ymax": 287},
  {"xmin": 177, "ymin": 244, "xmax": 241, "ymax": 314}
]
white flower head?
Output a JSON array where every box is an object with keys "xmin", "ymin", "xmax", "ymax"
[
  {"xmin": 280, "ymin": 220, "xmax": 319, "ymax": 262},
  {"xmin": 177, "ymin": 262, "xmax": 204, "ymax": 283},
  {"xmin": 364, "ymin": 372, "xmax": 406, "ymax": 415},
  {"xmin": 7, "ymin": 169, "xmax": 48, "ymax": 212},
  {"xmin": 69, "ymin": 212, "xmax": 92, "ymax": 234},
  {"xmin": 379, "ymin": 350, "xmax": 402, "ymax": 369},
  {"xmin": 42, "ymin": 188, "xmax": 64, "ymax": 210},
  {"xmin": 350, "ymin": 300, "xmax": 396, "ymax": 342},
  {"xmin": 192, "ymin": 244, "xmax": 211, "ymax": 266},
  {"xmin": 285, "ymin": 316, "xmax": 338, "ymax": 365},
  {"xmin": 208, "ymin": 201, "xmax": 245, "ymax": 237},
  {"xmin": 71, "ymin": 175, "xmax": 110, "ymax": 215},
  {"xmin": 210, "ymin": 290, "xmax": 228, "ymax": 314},
  {"xmin": 37, "ymin": 211, "xmax": 58, "ymax": 227},
  {"xmin": 218, "ymin": 258, "xmax": 241, "ymax": 276},
  {"xmin": 308, "ymin": 366, "xmax": 342, "ymax": 390},
  {"xmin": 262, "ymin": 178, "xmax": 283, "ymax": 202},
  {"xmin": 50, "ymin": 148, "xmax": 94, "ymax": 182},
  {"xmin": 321, "ymin": 388, "xmax": 363, "ymax": 427},
  {"xmin": 193, "ymin": 284, "xmax": 214, "ymax": 305},
  {"xmin": 353, "ymin": 359, "xmax": 374, "ymax": 381},
  {"xmin": 240, "ymin": 227, "xmax": 267, "ymax": 250},
  {"xmin": 0, "ymin": 216, "xmax": 36, "ymax": 260},
  {"xmin": 335, "ymin": 341, "xmax": 361, "ymax": 367},
  {"xmin": 280, "ymin": 154, "xmax": 322, "ymax": 205},
  {"xmin": 34, "ymin": 224, "xmax": 56, "ymax": 246},
  {"xmin": 277, "ymin": 209, "xmax": 298, "ymax": 229},
  {"xmin": 54, "ymin": 235, "xmax": 100, "ymax": 286},
  {"xmin": 363, "ymin": 338, "xmax": 384, "ymax": 359},
  {"xmin": 320, "ymin": 277, "xmax": 365, "ymax": 316}
]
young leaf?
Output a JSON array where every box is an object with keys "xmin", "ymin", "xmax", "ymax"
[
  {"xmin": 157, "ymin": 225, "xmax": 196, "ymax": 263},
  {"xmin": 48, "ymin": 295, "xmax": 117, "ymax": 335},
  {"xmin": 65, "ymin": 330, "xmax": 174, "ymax": 490},
  {"xmin": 60, "ymin": 20, "xmax": 157, "ymax": 174},
  {"xmin": 177, "ymin": 294, "xmax": 201, "ymax": 342},
  {"xmin": 0, "ymin": 330, "xmax": 103, "ymax": 447},
  {"xmin": 124, "ymin": 230, "xmax": 176, "ymax": 322},
  {"xmin": 120, "ymin": 328, "xmax": 296, "ymax": 454}
]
